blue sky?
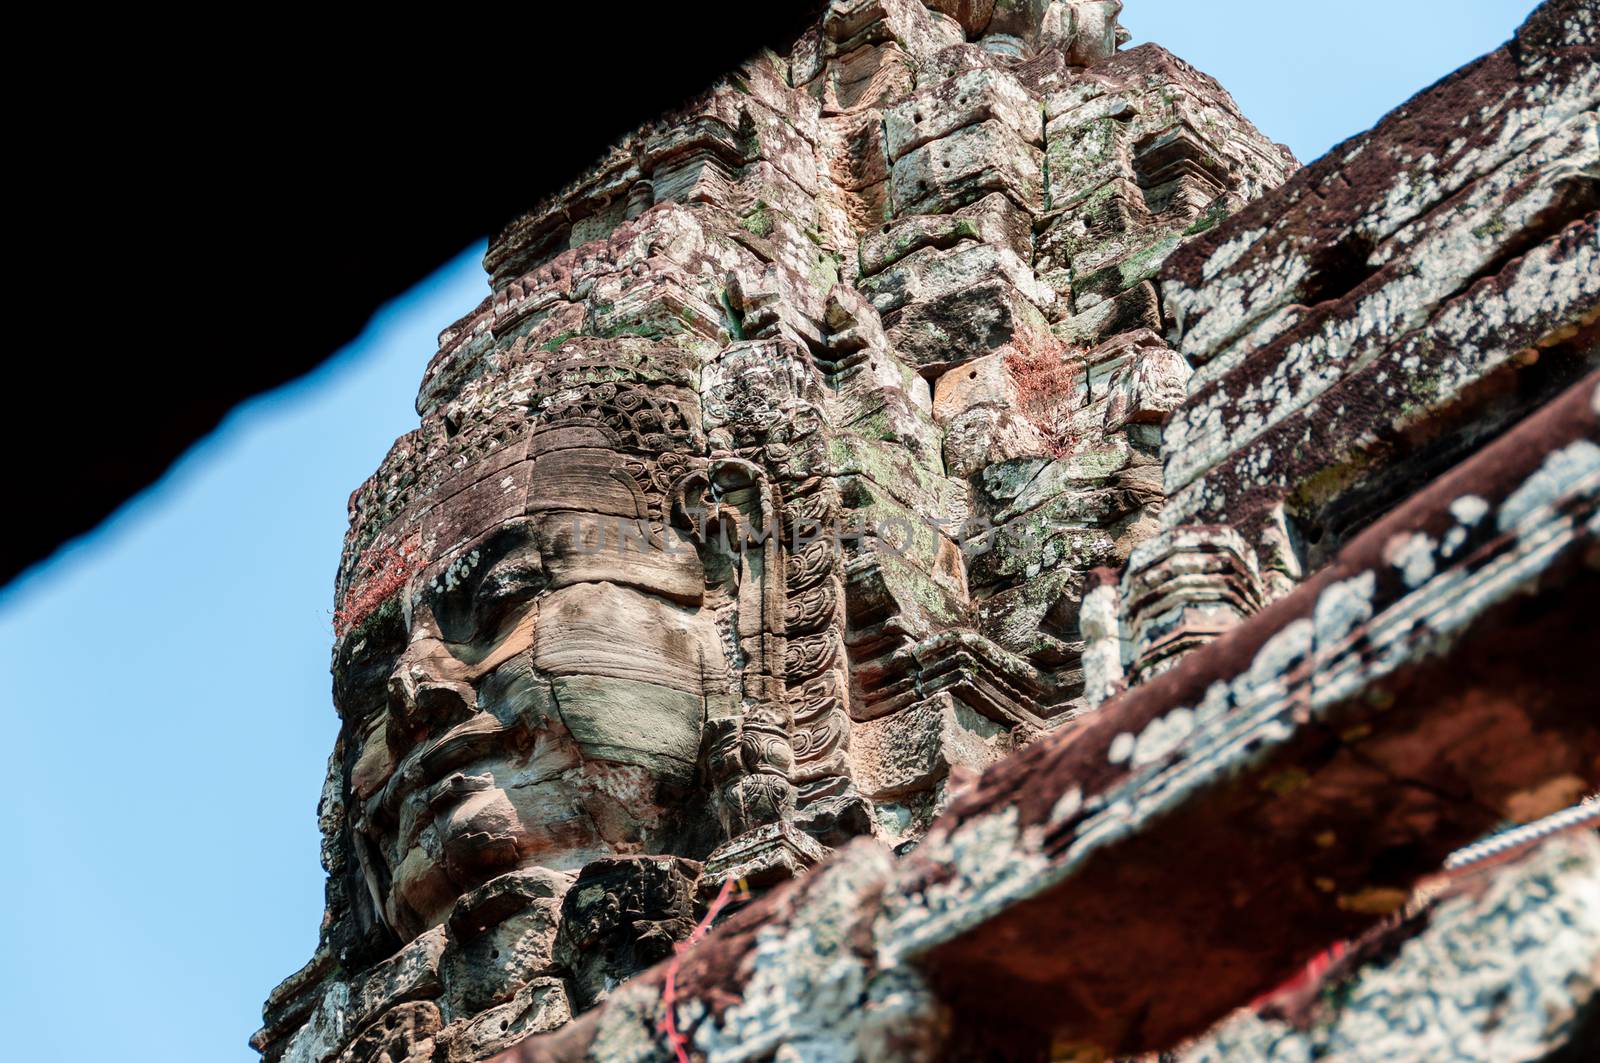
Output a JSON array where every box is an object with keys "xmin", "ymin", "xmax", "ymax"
[{"xmin": 0, "ymin": 4, "xmax": 1540, "ymax": 1060}]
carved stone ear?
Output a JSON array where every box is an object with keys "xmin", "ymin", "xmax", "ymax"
[{"xmin": 666, "ymin": 468, "xmax": 713, "ymax": 538}]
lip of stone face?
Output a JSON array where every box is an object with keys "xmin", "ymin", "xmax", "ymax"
[
  {"xmin": 380, "ymin": 723, "xmax": 547, "ymax": 932},
  {"xmin": 428, "ymin": 768, "xmax": 493, "ymax": 805},
  {"xmin": 417, "ymin": 715, "xmax": 515, "ymax": 802},
  {"xmin": 432, "ymin": 775, "xmax": 525, "ymax": 871},
  {"xmin": 387, "ymin": 781, "xmax": 527, "ymax": 935},
  {"xmin": 375, "ymin": 697, "xmax": 513, "ymax": 820}
]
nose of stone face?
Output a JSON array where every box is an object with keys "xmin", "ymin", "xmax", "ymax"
[{"xmin": 388, "ymin": 665, "xmax": 477, "ymax": 736}]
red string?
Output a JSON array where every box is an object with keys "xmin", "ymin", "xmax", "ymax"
[
  {"xmin": 659, "ymin": 877, "xmax": 746, "ymax": 1063},
  {"xmin": 1251, "ymin": 939, "xmax": 1350, "ymax": 1006}
]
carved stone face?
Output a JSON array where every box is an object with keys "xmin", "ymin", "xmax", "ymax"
[{"xmin": 346, "ymin": 439, "xmax": 729, "ymax": 942}]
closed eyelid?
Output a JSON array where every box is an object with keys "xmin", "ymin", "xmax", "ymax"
[
  {"xmin": 468, "ymin": 550, "xmax": 545, "ymax": 623},
  {"xmin": 474, "ymin": 557, "xmax": 543, "ymax": 601}
]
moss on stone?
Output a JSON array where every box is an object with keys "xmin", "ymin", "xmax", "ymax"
[
  {"xmin": 1184, "ymin": 203, "xmax": 1232, "ymax": 238},
  {"xmin": 539, "ymin": 330, "xmax": 580, "ymax": 353},
  {"xmin": 810, "ymin": 250, "xmax": 841, "ymax": 294},
  {"xmin": 1472, "ymin": 214, "xmax": 1508, "ymax": 240},
  {"xmin": 1118, "ymin": 234, "xmax": 1183, "ymax": 290},
  {"xmin": 741, "ymin": 201, "xmax": 775, "ymax": 238}
]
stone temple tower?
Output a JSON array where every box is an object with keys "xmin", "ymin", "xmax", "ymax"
[{"xmin": 255, "ymin": 3, "xmax": 1307, "ymax": 1060}]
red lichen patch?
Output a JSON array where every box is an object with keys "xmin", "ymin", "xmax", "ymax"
[
  {"xmin": 334, "ymin": 539, "xmax": 421, "ymax": 636},
  {"xmin": 1005, "ymin": 331, "xmax": 1082, "ymax": 458}
]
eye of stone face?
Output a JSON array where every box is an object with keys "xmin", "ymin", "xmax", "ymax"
[
  {"xmin": 470, "ymin": 555, "xmax": 544, "ymax": 634},
  {"xmin": 425, "ymin": 522, "xmax": 545, "ymax": 644}
]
